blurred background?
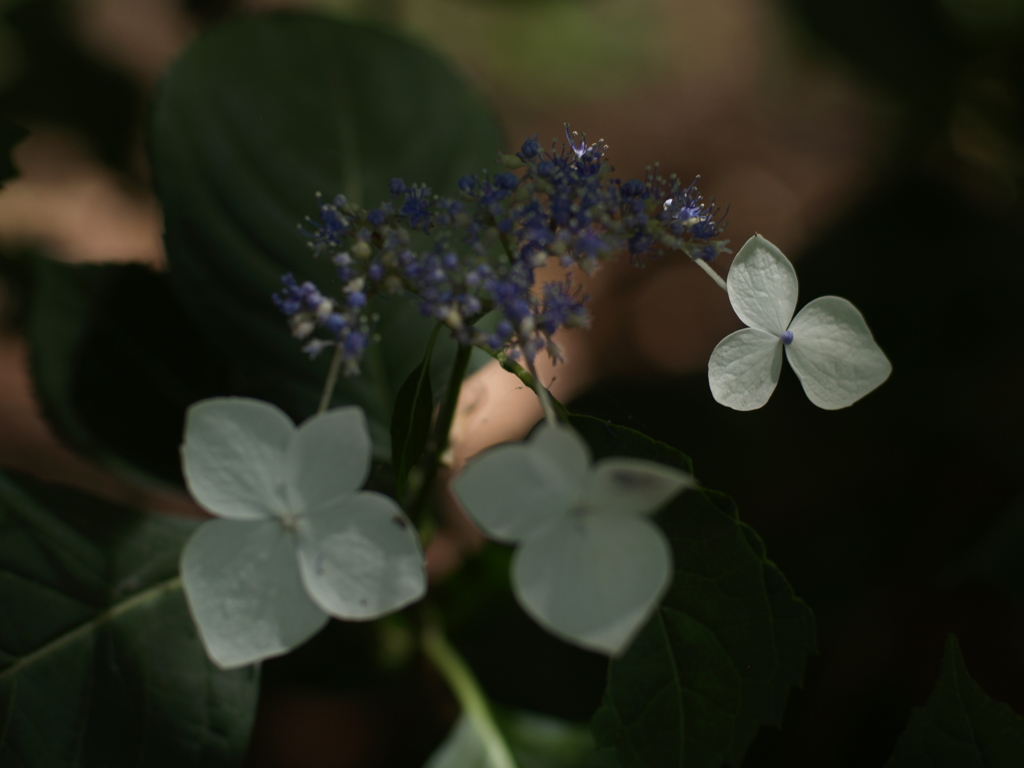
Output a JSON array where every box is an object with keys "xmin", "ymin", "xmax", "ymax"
[{"xmin": 0, "ymin": 0, "xmax": 1023, "ymax": 766}]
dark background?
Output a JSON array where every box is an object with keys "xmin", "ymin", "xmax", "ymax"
[{"xmin": 0, "ymin": 0, "xmax": 1022, "ymax": 766}]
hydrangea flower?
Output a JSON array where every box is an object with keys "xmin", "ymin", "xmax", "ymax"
[
  {"xmin": 451, "ymin": 424, "xmax": 691, "ymax": 655},
  {"xmin": 708, "ymin": 235, "xmax": 892, "ymax": 410},
  {"xmin": 179, "ymin": 397, "xmax": 426, "ymax": 668}
]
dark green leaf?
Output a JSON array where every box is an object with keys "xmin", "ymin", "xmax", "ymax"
[
  {"xmin": 0, "ymin": 470, "xmax": 258, "ymax": 767},
  {"xmin": 24, "ymin": 255, "xmax": 230, "ymax": 485},
  {"xmin": 0, "ymin": 118, "xmax": 27, "ymax": 185},
  {"xmin": 576, "ymin": 415, "xmax": 816, "ymax": 768},
  {"xmin": 149, "ymin": 13, "xmax": 503, "ymax": 454},
  {"xmin": 884, "ymin": 635, "xmax": 1024, "ymax": 768},
  {"xmin": 391, "ymin": 354, "xmax": 434, "ymax": 501}
]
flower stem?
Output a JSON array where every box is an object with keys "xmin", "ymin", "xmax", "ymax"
[
  {"xmin": 481, "ymin": 347, "xmax": 571, "ymax": 423},
  {"xmin": 421, "ymin": 615, "xmax": 519, "ymax": 768},
  {"xmin": 523, "ymin": 353, "xmax": 560, "ymax": 427},
  {"xmin": 695, "ymin": 258, "xmax": 728, "ymax": 291},
  {"xmin": 317, "ymin": 345, "xmax": 345, "ymax": 414},
  {"xmin": 408, "ymin": 342, "xmax": 473, "ymax": 521}
]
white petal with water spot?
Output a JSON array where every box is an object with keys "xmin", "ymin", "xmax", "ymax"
[
  {"xmin": 296, "ymin": 492, "xmax": 426, "ymax": 620},
  {"xmin": 180, "ymin": 518, "xmax": 328, "ymax": 669},
  {"xmin": 585, "ymin": 458, "xmax": 691, "ymax": 517}
]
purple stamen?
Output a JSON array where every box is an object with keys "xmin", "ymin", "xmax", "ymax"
[{"xmin": 780, "ymin": 330, "xmax": 794, "ymax": 345}]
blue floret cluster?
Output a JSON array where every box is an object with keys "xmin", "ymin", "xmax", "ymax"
[{"xmin": 273, "ymin": 125, "xmax": 729, "ymax": 374}]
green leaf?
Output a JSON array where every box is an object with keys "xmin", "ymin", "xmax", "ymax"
[
  {"xmin": 574, "ymin": 415, "xmax": 816, "ymax": 768},
  {"xmin": 149, "ymin": 13, "xmax": 504, "ymax": 454},
  {"xmin": 0, "ymin": 118, "xmax": 27, "ymax": 186},
  {"xmin": 391, "ymin": 335, "xmax": 437, "ymax": 501},
  {"xmin": 426, "ymin": 709, "xmax": 617, "ymax": 768},
  {"xmin": 24, "ymin": 255, "xmax": 230, "ymax": 485},
  {"xmin": 0, "ymin": 470, "xmax": 259, "ymax": 767},
  {"xmin": 884, "ymin": 635, "xmax": 1024, "ymax": 768}
]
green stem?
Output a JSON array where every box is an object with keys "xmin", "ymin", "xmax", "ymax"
[
  {"xmin": 482, "ymin": 347, "xmax": 571, "ymax": 423},
  {"xmin": 422, "ymin": 616, "xmax": 518, "ymax": 768},
  {"xmin": 498, "ymin": 230, "xmax": 517, "ymax": 264},
  {"xmin": 695, "ymin": 258, "xmax": 728, "ymax": 291},
  {"xmin": 523, "ymin": 353, "xmax": 559, "ymax": 427},
  {"xmin": 317, "ymin": 345, "xmax": 345, "ymax": 414},
  {"xmin": 408, "ymin": 342, "xmax": 474, "ymax": 522}
]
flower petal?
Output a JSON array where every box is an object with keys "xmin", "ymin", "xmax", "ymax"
[
  {"xmin": 287, "ymin": 406, "xmax": 372, "ymax": 514},
  {"xmin": 180, "ymin": 518, "xmax": 328, "ymax": 669},
  {"xmin": 296, "ymin": 492, "xmax": 426, "ymax": 620},
  {"xmin": 512, "ymin": 513, "xmax": 671, "ymax": 655},
  {"xmin": 452, "ymin": 423, "xmax": 590, "ymax": 543},
  {"xmin": 585, "ymin": 458, "xmax": 692, "ymax": 517},
  {"xmin": 785, "ymin": 295, "xmax": 892, "ymax": 409},
  {"xmin": 181, "ymin": 397, "xmax": 293, "ymax": 520},
  {"xmin": 708, "ymin": 328, "xmax": 784, "ymax": 410},
  {"xmin": 727, "ymin": 235, "xmax": 799, "ymax": 335}
]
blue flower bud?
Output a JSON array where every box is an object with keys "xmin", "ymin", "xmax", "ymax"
[
  {"xmin": 495, "ymin": 172, "xmax": 518, "ymax": 191},
  {"xmin": 620, "ymin": 179, "xmax": 646, "ymax": 197},
  {"xmin": 323, "ymin": 313, "xmax": 347, "ymax": 335},
  {"xmin": 389, "ymin": 178, "xmax": 406, "ymax": 195},
  {"xmin": 344, "ymin": 331, "xmax": 367, "ymax": 356}
]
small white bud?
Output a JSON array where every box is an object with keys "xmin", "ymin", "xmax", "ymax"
[
  {"xmin": 443, "ymin": 306, "xmax": 464, "ymax": 329},
  {"xmin": 290, "ymin": 318, "xmax": 316, "ymax": 339}
]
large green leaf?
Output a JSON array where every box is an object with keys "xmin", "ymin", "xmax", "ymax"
[
  {"xmin": 149, "ymin": 12, "xmax": 503, "ymax": 453},
  {"xmin": 884, "ymin": 635, "xmax": 1024, "ymax": 768},
  {"xmin": 0, "ymin": 470, "xmax": 259, "ymax": 767},
  {"xmin": 575, "ymin": 416, "xmax": 816, "ymax": 768},
  {"xmin": 24, "ymin": 255, "xmax": 230, "ymax": 486}
]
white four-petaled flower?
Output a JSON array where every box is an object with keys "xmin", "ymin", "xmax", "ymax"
[
  {"xmin": 180, "ymin": 397, "xmax": 426, "ymax": 669},
  {"xmin": 452, "ymin": 424, "xmax": 691, "ymax": 656},
  {"xmin": 708, "ymin": 235, "xmax": 892, "ymax": 410}
]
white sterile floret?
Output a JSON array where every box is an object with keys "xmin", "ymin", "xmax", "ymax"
[
  {"xmin": 708, "ymin": 234, "xmax": 892, "ymax": 411},
  {"xmin": 179, "ymin": 397, "xmax": 426, "ymax": 669},
  {"xmin": 452, "ymin": 424, "xmax": 691, "ymax": 656}
]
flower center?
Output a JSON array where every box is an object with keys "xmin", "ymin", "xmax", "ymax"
[{"xmin": 780, "ymin": 330, "xmax": 794, "ymax": 345}]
